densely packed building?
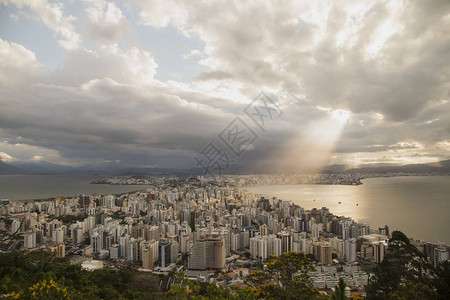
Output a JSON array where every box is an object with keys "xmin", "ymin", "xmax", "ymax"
[{"xmin": 1, "ymin": 175, "xmax": 448, "ymax": 296}]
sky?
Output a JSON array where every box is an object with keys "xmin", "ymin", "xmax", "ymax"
[{"xmin": 0, "ymin": 0, "xmax": 449, "ymax": 172}]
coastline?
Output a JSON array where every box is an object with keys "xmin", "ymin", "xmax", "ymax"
[{"xmin": 242, "ymin": 176, "xmax": 450, "ymax": 245}]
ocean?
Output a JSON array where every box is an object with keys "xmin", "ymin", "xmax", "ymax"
[
  {"xmin": 1, "ymin": 174, "xmax": 448, "ymax": 244},
  {"xmin": 244, "ymin": 176, "xmax": 450, "ymax": 244},
  {"xmin": 0, "ymin": 175, "xmax": 151, "ymax": 201}
]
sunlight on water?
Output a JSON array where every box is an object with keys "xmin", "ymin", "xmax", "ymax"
[{"xmin": 245, "ymin": 176, "xmax": 450, "ymax": 244}]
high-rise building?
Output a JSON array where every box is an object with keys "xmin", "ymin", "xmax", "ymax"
[
  {"xmin": 250, "ymin": 234, "xmax": 282, "ymax": 260},
  {"xmin": 49, "ymin": 242, "xmax": 65, "ymax": 258},
  {"xmin": 312, "ymin": 223, "xmax": 323, "ymax": 239},
  {"xmin": 315, "ymin": 242, "xmax": 333, "ymax": 265},
  {"xmin": 260, "ymin": 224, "xmax": 269, "ymax": 236},
  {"xmin": 188, "ymin": 237, "xmax": 225, "ymax": 270},
  {"xmin": 330, "ymin": 237, "xmax": 344, "ymax": 259},
  {"xmin": 11, "ymin": 219, "xmax": 23, "ymax": 234},
  {"xmin": 344, "ymin": 238, "xmax": 357, "ymax": 262},
  {"xmin": 24, "ymin": 231, "xmax": 36, "ymax": 249},
  {"xmin": 180, "ymin": 209, "xmax": 191, "ymax": 224},
  {"xmin": 159, "ymin": 238, "xmax": 177, "ymax": 268},
  {"xmin": 230, "ymin": 232, "xmax": 240, "ymax": 251},
  {"xmin": 127, "ymin": 239, "xmax": 140, "ymax": 262},
  {"xmin": 119, "ymin": 235, "xmax": 129, "ymax": 258},
  {"xmin": 278, "ymin": 231, "xmax": 292, "ymax": 254},
  {"xmin": 109, "ymin": 244, "xmax": 120, "ymax": 259},
  {"xmin": 250, "ymin": 235, "xmax": 267, "ymax": 260},
  {"xmin": 79, "ymin": 195, "xmax": 91, "ymax": 214},
  {"xmin": 357, "ymin": 234, "xmax": 388, "ymax": 262},
  {"xmin": 378, "ymin": 225, "xmax": 389, "ymax": 237},
  {"xmin": 434, "ymin": 243, "xmax": 449, "ymax": 267},
  {"xmin": 240, "ymin": 230, "xmax": 250, "ymax": 249},
  {"xmin": 52, "ymin": 227, "xmax": 64, "ymax": 243},
  {"xmin": 373, "ymin": 242, "xmax": 386, "ymax": 263},
  {"xmin": 142, "ymin": 241, "xmax": 158, "ymax": 269},
  {"xmin": 257, "ymin": 198, "xmax": 271, "ymax": 211},
  {"xmin": 102, "ymin": 231, "xmax": 113, "ymax": 251},
  {"xmin": 72, "ymin": 226, "xmax": 84, "ymax": 245},
  {"xmin": 91, "ymin": 232, "xmax": 101, "ymax": 253}
]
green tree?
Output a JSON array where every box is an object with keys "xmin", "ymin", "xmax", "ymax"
[
  {"xmin": 366, "ymin": 231, "xmax": 433, "ymax": 300},
  {"xmin": 10, "ymin": 280, "xmax": 72, "ymax": 300},
  {"xmin": 0, "ymin": 251, "xmax": 164, "ymax": 300},
  {"xmin": 389, "ymin": 280, "xmax": 437, "ymax": 300},
  {"xmin": 332, "ymin": 278, "xmax": 347, "ymax": 300},
  {"xmin": 166, "ymin": 271, "xmax": 201, "ymax": 300},
  {"xmin": 247, "ymin": 251, "xmax": 324, "ymax": 300},
  {"xmin": 433, "ymin": 261, "xmax": 450, "ymax": 300}
]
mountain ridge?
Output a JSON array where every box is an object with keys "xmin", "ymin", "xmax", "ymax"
[{"xmin": 1, "ymin": 159, "xmax": 449, "ymax": 175}]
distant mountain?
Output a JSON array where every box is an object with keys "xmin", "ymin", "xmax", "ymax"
[
  {"xmin": 2, "ymin": 159, "xmax": 449, "ymax": 176},
  {"xmin": 0, "ymin": 160, "xmax": 27, "ymax": 175},
  {"xmin": 10, "ymin": 161, "xmax": 75, "ymax": 174},
  {"xmin": 321, "ymin": 164, "xmax": 348, "ymax": 173},
  {"xmin": 428, "ymin": 159, "xmax": 450, "ymax": 169},
  {"xmin": 97, "ymin": 159, "xmax": 450, "ymax": 175},
  {"xmin": 344, "ymin": 160, "xmax": 450, "ymax": 174},
  {"xmin": 71, "ymin": 161, "xmax": 199, "ymax": 176},
  {"xmin": 112, "ymin": 167, "xmax": 201, "ymax": 176}
]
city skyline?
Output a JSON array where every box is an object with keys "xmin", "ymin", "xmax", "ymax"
[
  {"xmin": 0, "ymin": 0, "xmax": 449, "ymax": 171},
  {"xmin": 1, "ymin": 174, "xmax": 448, "ymax": 298}
]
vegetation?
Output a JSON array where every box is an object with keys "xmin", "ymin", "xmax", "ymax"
[
  {"xmin": 55, "ymin": 215, "xmax": 86, "ymax": 225},
  {"xmin": 0, "ymin": 251, "xmax": 326, "ymax": 300},
  {"xmin": 1, "ymin": 236, "xmax": 449, "ymax": 300},
  {"xmin": 111, "ymin": 211, "xmax": 126, "ymax": 220},
  {"xmin": 245, "ymin": 251, "xmax": 327, "ymax": 299},
  {"xmin": 0, "ymin": 251, "xmax": 165, "ymax": 299},
  {"xmin": 366, "ymin": 230, "xmax": 448, "ymax": 300},
  {"xmin": 332, "ymin": 278, "xmax": 346, "ymax": 300},
  {"xmin": 433, "ymin": 261, "xmax": 450, "ymax": 300},
  {"xmin": 9, "ymin": 280, "xmax": 70, "ymax": 300},
  {"xmin": 389, "ymin": 281, "xmax": 437, "ymax": 300}
]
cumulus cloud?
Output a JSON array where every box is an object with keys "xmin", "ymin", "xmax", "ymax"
[
  {"xmin": 0, "ymin": 39, "xmax": 44, "ymax": 87},
  {"xmin": 134, "ymin": 0, "xmax": 450, "ymax": 120},
  {"xmin": 130, "ymin": 0, "xmax": 450, "ymax": 166},
  {"xmin": 0, "ymin": 151, "xmax": 13, "ymax": 162},
  {"xmin": 1, "ymin": 0, "xmax": 81, "ymax": 49},
  {"xmin": 132, "ymin": 0, "xmax": 187, "ymax": 28},
  {"xmin": 0, "ymin": 0, "xmax": 449, "ymax": 170},
  {"xmin": 83, "ymin": 0, "xmax": 130, "ymax": 43},
  {"xmin": 0, "ymin": 37, "xmax": 238, "ymax": 167},
  {"xmin": 48, "ymin": 44, "xmax": 158, "ymax": 85}
]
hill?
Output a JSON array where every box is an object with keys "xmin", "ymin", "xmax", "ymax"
[{"xmin": 0, "ymin": 160, "xmax": 27, "ymax": 175}]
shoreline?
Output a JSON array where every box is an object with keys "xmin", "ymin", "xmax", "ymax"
[
  {"xmin": 3, "ymin": 188, "xmax": 151, "ymax": 203},
  {"xmin": 242, "ymin": 177, "xmax": 450, "ymax": 245}
]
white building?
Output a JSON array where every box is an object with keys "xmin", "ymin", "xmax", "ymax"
[
  {"xmin": 230, "ymin": 232, "xmax": 240, "ymax": 251},
  {"xmin": 24, "ymin": 231, "xmax": 36, "ymax": 249},
  {"xmin": 52, "ymin": 227, "xmax": 64, "ymax": 243},
  {"xmin": 250, "ymin": 234, "xmax": 282, "ymax": 260},
  {"xmin": 435, "ymin": 243, "xmax": 449, "ymax": 266}
]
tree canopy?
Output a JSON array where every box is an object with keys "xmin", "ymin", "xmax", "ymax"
[
  {"xmin": 366, "ymin": 230, "xmax": 445, "ymax": 300},
  {"xmin": 0, "ymin": 251, "xmax": 165, "ymax": 299},
  {"xmin": 246, "ymin": 251, "xmax": 327, "ymax": 300}
]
